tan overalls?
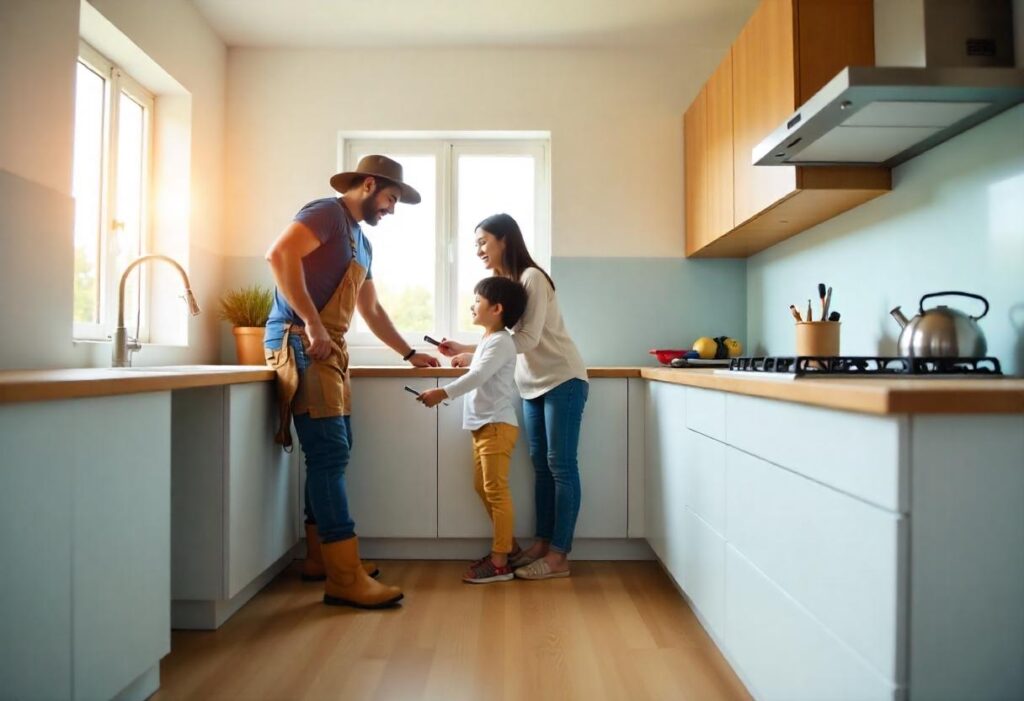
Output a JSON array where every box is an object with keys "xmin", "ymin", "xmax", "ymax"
[{"xmin": 266, "ymin": 226, "xmax": 366, "ymax": 448}]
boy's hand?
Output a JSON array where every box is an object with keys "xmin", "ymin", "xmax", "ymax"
[
  {"xmin": 418, "ymin": 388, "xmax": 449, "ymax": 408},
  {"xmin": 437, "ymin": 338, "xmax": 467, "ymax": 357},
  {"xmin": 450, "ymin": 353, "xmax": 473, "ymax": 368}
]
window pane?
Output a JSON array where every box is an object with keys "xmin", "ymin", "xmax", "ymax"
[
  {"xmin": 115, "ymin": 92, "xmax": 146, "ymax": 330},
  {"xmin": 351, "ymin": 154, "xmax": 437, "ymax": 334},
  {"xmin": 456, "ymin": 155, "xmax": 536, "ymax": 333},
  {"xmin": 72, "ymin": 62, "xmax": 105, "ymax": 324}
]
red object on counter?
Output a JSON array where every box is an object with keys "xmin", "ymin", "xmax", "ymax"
[{"xmin": 649, "ymin": 349, "xmax": 686, "ymax": 365}]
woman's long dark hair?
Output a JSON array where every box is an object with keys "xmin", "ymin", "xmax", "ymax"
[{"xmin": 476, "ymin": 213, "xmax": 555, "ymax": 291}]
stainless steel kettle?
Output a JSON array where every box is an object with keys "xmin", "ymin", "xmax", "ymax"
[{"xmin": 890, "ymin": 291, "xmax": 989, "ymax": 358}]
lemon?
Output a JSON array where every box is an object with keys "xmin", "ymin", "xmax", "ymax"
[
  {"xmin": 692, "ymin": 337, "xmax": 717, "ymax": 359},
  {"xmin": 723, "ymin": 338, "xmax": 743, "ymax": 357}
]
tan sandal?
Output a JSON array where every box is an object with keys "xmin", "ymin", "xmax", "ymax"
[{"xmin": 514, "ymin": 558, "xmax": 570, "ymax": 580}]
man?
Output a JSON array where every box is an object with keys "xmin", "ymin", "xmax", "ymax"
[{"xmin": 264, "ymin": 155, "xmax": 439, "ymax": 608}]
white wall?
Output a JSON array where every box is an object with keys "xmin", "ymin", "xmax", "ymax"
[
  {"xmin": 0, "ymin": 0, "xmax": 227, "ymax": 370},
  {"xmin": 224, "ymin": 45, "xmax": 722, "ymax": 259}
]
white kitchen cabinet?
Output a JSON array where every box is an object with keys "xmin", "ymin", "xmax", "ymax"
[
  {"xmin": 644, "ymin": 380, "xmax": 1024, "ymax": 701},
  {"xmin": 725, "ymin": 393, "xmax": 908, "ymax": 511},
  {"xmin": 437, "ymin": 378, "xmax": 629, "ymax": 540},
  {"xmin": 575, "ymin": 378, "xmax": 628, "ymax": 538},
  {"xmin": 725, "ymin": 545, "xmax": 898, "ymax": 701},
  {"xmin": 726, "ymin": 446, "xmax": 903, "ymax": 682},
  {"xmin": 1, "ymin": 393, "xmax": 170, "ymax": 701},
  {"xmin": 171, "ymin": 383, "xmax": 297, "ymax": 629},
  {"xmin": 346, "ymin": 378, "xmax": 439, "ymax": 537},
  {"xmin": 643, "ymin": 381, "xmax": 689, "ymax": 575}
]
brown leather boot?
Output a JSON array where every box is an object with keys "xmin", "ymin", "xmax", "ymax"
[
  {"xmin": 322, "ymin": 536, "xmax": 403, "ymax": 609},
  {"xmin": 303, "ymin": 523, "xmax": 379, "ymax": 580}
]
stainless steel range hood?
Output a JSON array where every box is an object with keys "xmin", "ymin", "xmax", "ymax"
[{"xmin": 753, "ymin": 0, "xmax": 1024, "ymax": 168}]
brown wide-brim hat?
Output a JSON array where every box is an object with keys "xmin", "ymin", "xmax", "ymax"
[{"xmin": 329, "ymin": 154, "xmax": 421, "ymax": 205}]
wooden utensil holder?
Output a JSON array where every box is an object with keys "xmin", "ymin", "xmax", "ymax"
[{"xmin": 795, "ymin": 321, "xmax": 840, "ymax": 357}]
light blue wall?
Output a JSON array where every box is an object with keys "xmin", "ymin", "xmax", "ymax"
[
  {"xmin": 553, "ymin": 257, "xmax": 746, "ymax": 366},
  {"xmin": 219, "ymin": 254, "xmax": 748, "ymax": 367},
  {"xmin": 747, "ymin": 105, "xmax": 1024, "ymax": 376}
]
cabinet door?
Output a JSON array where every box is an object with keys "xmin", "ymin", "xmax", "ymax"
[
  {"xmin": 683, "ymin": 85, "xmax": 709, "ymax": 255},
  {"xmin": 575, "ymin": 378, "xmax": 628, "ymax": 538},
  {"xmin": 644, "ymin": 382, "xmax": 689, "ymax": 576},
  {"xmin": 436, "ymin": 380, "xmax": 535, "ymax": 539},
  {"xmin": 73, "ymin": 394, "xmax": 171, "ymax": 701},
  {"xmin": 706, "ymin": 51, "xmax": 734, "ymax": 242},
  {"xmin": 0, "ymin": 401, "xmax": 74, "ymax": 700},
  {"xmin": 732, "ymin": 0, "xmax": 798, "ymax": 225},
  {"xmin": 346, "ymin": 378, "xmax": 438, "ymax": 537},
  {"xmin": 226, "ymin": 383, "xmax": 297, "ymax": 598}
]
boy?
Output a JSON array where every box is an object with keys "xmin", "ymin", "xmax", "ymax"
[{"xmin": 418, "ymin": 277, "xmax": 527, "ymax": 583}]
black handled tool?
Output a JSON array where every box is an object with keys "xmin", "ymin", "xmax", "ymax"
[
  {"xmin": 423, "ymin": 335, "xmax": 441, "ymax": 346},
  {"xmin": 404, "ymin": 384, "xmax": 449, "ymax": 406}
]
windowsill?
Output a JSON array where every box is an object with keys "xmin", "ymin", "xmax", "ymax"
[{"xmin": 72, "ymin": 339, "xmax": 189, "ymax": 349}]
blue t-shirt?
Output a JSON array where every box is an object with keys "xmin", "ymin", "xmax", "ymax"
[{"xmin": 264, "ymin": 198, "xmax": 373, "ymax": 348}]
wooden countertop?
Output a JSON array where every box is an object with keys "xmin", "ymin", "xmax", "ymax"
[
  {"xmin": 3, "ymin": 364, "xmax": 1021, "ymax": 414},
  {"xmin": 0, "ymin": 365, "xmax": 275, "ymax": 404},
  {"xmin": 0, "ymin": 365, "xmax": 639, "ymax": 404},
  {"xmin": 641, "ymin": 367, "xmax": 1024, "ymax": 415}
]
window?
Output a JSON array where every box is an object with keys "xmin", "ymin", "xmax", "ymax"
[
  {"xmin": 72, "ymin": 41, "xmax": 154, "ymax": 340},
  {"xmin": 340, "ymin": 136, "xmax": 550, "ymax": 350}
]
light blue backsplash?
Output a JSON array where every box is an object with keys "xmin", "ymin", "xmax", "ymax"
[
  {"xmin": 747, "ymin": 105, "xmax": 1024, "ymax": 376},
  {"xmin": 220, "ymin": 255, "xmax": 748, "ymax": 367},
  {"xmin": 552, "ymin": 257, "xmax": 746, "ymax": 366}
]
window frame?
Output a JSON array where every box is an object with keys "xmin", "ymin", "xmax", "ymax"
[
  {"xmin": 73, "ymin": 40, "xmax": 155, "ymax": 342},
  {"xmin": 339, "ymin": 134, "xmax": 551, "ymax": 352}
]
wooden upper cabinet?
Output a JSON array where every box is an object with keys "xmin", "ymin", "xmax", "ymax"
[
  {"xmin": 685, "ymin": 53, "xmax": 733, "ymax": 256},
  {"xmin": 732, "ymin": 0, "xmax": 797, "ymax": 226},
  {"xmin": 685, "ymin": 0, "xmax": 891, "ymax": 258}
]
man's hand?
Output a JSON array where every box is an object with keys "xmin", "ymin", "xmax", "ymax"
[
  {"xmin": 417, "ymin": 388, "xmax": 448, "ymax": 408},
  {"xmin": 304, "ymin": 319, "xmax": 333, "ymax": 361},
  {"xmin": 450, "ymin": 352, "xmax": 473, "ymax": 368},
  {"xmin": 408, "ymin": 352, "xmax": 440, "ymax": 368},
  {"xmin": 437, "ymin": 338, "xmax": 469, "ymax": 357}
]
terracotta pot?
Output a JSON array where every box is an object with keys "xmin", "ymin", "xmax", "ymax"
[{"xmin": 232, "ymin": 327, "xmax": 266, "ymax": 365}]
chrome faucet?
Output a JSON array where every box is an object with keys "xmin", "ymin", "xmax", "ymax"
[{"xmin": 112, "ymin": 254, "xmax": 201, "ymax": 367}]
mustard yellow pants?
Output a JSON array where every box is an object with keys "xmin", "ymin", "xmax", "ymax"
[{"xmin": 470, "ymin": 422, "xmax": 519, "ymax": 554}]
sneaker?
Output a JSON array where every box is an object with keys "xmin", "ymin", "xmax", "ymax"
[
  {"xmin": 463, "ymin": 558, "xmax": 514, "ymax": 584},
  {"xmin": 508, "ymin": 547, "xmax": 537, "ymax": 569}
]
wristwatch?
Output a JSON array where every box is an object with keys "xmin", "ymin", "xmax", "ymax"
[{"xmin": 402, "ymin": 348, "xmax": 416, "ymax": 361}]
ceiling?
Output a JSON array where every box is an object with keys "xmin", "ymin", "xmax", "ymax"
[{"xmin": 189, "ymin": 0, "xmax": 758, "ymax": 49}]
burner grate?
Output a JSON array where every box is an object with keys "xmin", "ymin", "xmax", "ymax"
[{"xmin": 728, "ymin": 356, "xmax": 1002, "ymax": 376}]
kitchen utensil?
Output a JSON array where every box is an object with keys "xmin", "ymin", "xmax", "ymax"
[
  {"xmin": 649, "ymin": 349, "xmax": 686, "ymax": 365},
  {"xmin": 424, "ymin": 335, "xmax": 440, "ymax": 346},
  {"xmin": 889, "ymin": 291, "xmax": 989, "ymax": 358}
]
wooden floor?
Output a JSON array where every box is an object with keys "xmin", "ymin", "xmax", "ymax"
[{"xmin": 152, "ymin": 560, "xmax": 751, "ymax": 701}]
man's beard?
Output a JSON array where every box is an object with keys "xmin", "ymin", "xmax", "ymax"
[{"xmin": 361, "ymin": 195, "xmax": 381, "ymax": 226}]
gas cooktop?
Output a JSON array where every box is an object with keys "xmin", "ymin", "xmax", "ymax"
[{"xmin": 720, "ymin": 356, "xmax": 1003, "ymax": 378}]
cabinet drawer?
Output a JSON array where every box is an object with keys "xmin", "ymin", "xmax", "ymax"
[
  {"xmin": 726, "ymin": 447, "xmax": 904, "ymax": 683},
  {"xmin": 725, "ymin": 394, "xmax": 907, "ymax": 511},
  {"xmin": 683, "ymin": 430, "xmax": 726, "ymax": 535},
  {"xmin": 674, "ymin": 508, "xmax": 726, "ymax": 640},
  {"xmin": 725, "ymin": 546, "xmax": 900, "ymax": 701},
  {"xmin": 686, "ymin": 386, "xmax": 726, "ymax": 441}
]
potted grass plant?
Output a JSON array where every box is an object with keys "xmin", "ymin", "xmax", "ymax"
[{"xmin": 219, "ymin": 284, "xmax": 273, "ymax": 365}]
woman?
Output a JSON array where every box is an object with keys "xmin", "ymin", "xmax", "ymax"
[{"xmin": 440, "ymin": 213, "xmax": 588, "ymax": 579}]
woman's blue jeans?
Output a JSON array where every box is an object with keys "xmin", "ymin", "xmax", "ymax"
[
  {"xmin": 522, "ymin": 378, "xmax": 589, "ymax": 553},
  {"xmin": 287, "ymin": 333, "xmax": 356, "ymax": 544}
]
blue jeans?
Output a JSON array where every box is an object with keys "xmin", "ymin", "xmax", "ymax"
[
  {"xmin": 287, "ymin": 333, "xmax": 356, "ymax": 544},
  {"xmin": 522, "ymin": 378, "xmax": 589, "ymax": 553}
]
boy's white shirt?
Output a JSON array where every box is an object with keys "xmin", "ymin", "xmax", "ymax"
[{"xmin": 443, "ymin": 329, "xmax": 518, "ymax": 431}]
